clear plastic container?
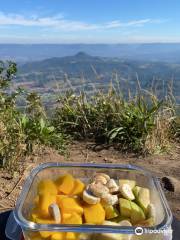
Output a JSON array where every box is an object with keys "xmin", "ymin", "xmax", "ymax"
[{"xmin": 13, "ymin": 163, "xmax": 173, "ymax": 240}]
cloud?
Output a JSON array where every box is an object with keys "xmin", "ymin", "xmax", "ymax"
[{"xmin": 0, "ymin": 12, "xmax": 166, "ymax": 31}]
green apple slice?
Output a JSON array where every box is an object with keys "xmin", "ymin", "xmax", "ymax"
[
  {"xmin": 119, "ymin": 179, "xmax": 136, "ymax": 189},
  {"xmin": 130, "ymin": 202, "xmax": 146, "ymax": 224},
  {"xmin": 137, "ymin": 187, "xmax": 150, "ymax": 213},
  {"xmin": 133, "ymin": 186, "xmax": 141, "ymax": 198},
  {"xmin": 119, "ymin": 198, "xmax": 131, "ymax": 218}
]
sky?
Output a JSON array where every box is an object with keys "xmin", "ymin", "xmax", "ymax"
[{"xmin": 0, "ymin": 0, "xmax": 180, "ymax": 44}]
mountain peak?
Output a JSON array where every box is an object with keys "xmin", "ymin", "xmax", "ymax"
[{"xmin": 74, "ymin": 52, "xmax": 91, "ymax": 58}]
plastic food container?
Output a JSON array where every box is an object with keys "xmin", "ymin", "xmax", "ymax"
[{"xmin": 13, "ymin": 163, "xmax": 173, "ymax": 240}]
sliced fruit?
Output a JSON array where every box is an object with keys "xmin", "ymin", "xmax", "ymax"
[
  {"xmin": 130, "ymin": 202, "xmax": 145, "ymax": 224},
  {"xmin": 63, "ymin": 213, "xmax": 72, "ymax": 221},
  {"xmin": 119, "ymin": 179, "xmax": 136, "ymax": 189},
  {"xmin": 147, "ymin": 203, "xmax": 156, "ymax": 219},
  {"xmin": 34, "ymin": 217, "xmax": 56, "ymax": 224},
  {"xmin": 56, "ymin": 174, "xmax": 75, "ymax": 194},
  {"xmin": 71, "ymin": 179, "xmax": 85, "ymax": 195},
  {"xmin": 84, "ymin": 203, "xmax": 105, "ymax": 224},
  {"xmin": 39, "ymin": 231, "xmax": 52, "ymax": 238},
  {"xmin": 83, "ymin": 190, "xmax": 100, "ymax": 204},
  {"xmin": 97, "ymin": 221, "xmax": 130, "ymax": 240},
  {"xmin": 48, "ymin": 203, "xmax": 61, "ymax": 223},
  {"xmin": 51, "ymin": 232, "xmax": 65, "ymax": 240},
  {"xmin": 111, "ymin": 215, "xmax": 130, "ymax": 223},
  {"xmin": 56, "ymin": 194, "xmax": 67, "ymax": 206},
  {"xmin": 38, "ymin": 193, "xmax": 56, "ymax": 218},
  {"xmin": 133, "ymin": 186, "xmax": 141, "ymax": 198},
  {"xmin": 119, "ymin": 184, "xmax": 135, "ymax": 200},
  {"xmin": 119, "ymin": 220, "xmax": 132, "ymax": 226},
  {"xmin": 59, "ymin": 197, "xmax": 84, "ymax": 215},
  {"xmin": 135, "ymin": 217, "xmax": 155, "ymax": 227},
  {"xmin": 136, "ymin": 187, "xmax": 150, "ymax": 213},
  {"xmin": 66, "ymin": 232, "xmax": 78, "ymax": 240},
  {"xmin": 63, "ymin": 212, "xmax": 82, "ymax": 224},
  {"xmin": 104, "ymin": 205, "xmax": 119, "ymax": 219},
  {"xmin": 119, "ymin": 198, "xmax": 131, "ymax": 218},
  {"xmin": 38, "ymin": 179, "xmax": 58, "ymax": 195}
]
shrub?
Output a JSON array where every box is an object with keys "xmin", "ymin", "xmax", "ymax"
[
  {"xmin": 0, "ymin": 61, "xmax": 67, "ymax": 169},
  {"xmin": 53, "ymin": 88, "xmax": 175, "ymax": 153}
]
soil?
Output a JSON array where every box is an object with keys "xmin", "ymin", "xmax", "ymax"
[{"xmin": 0, "ymin": 141, "xmax": 180, "ymax": 220}]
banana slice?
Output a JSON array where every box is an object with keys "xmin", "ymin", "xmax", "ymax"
[
  {"xmin": 147, "ymin": 203, "xmax": 156, "ymax": 219},
  {"xmin": 94, "ymin": 173, "xmax": 110, "ymax": 183},
  {"xmin": 101, "ymin": 193, "xmax": 118, "ymax": 205},
  {"xmin": 118, "ymin": 220, "xmax": 132, "ymax": 226},
  {"xmin": 119, "ymin": 184, "xmax": 135, "ymax": 200},
  {"xmin": 106, "ymin": 179, "xmax": 119, "ymax": 193},
  {"xmin": 89, "ymin": 182, "xmax": 109, "ymax": 198},
  {"xmin": 83, "ymin": 190, "xmax": 100, "ymax": 204},
  {"xmin": 48, "ymin": 203, "xmax": 61, "ymax": 223}
]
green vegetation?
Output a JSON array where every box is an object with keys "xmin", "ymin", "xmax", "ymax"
[
  {"xmin": 53, "ymin": 86, "xmax": 179, "ymax": 154},
  {"xmin": 0, "ymin": 61, "xmax": 67, "ymax": 169},
  {"xmin": 0, "ymin": 60, "xmax": 179, "ymax": 170}
]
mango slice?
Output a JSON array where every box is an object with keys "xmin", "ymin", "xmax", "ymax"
[
  {"xmin": 63, "ymin": 212, "xmax": 82, "ymax": 224},
  {"xmin": 119, "ymin": 198, "xmax": 131, "ymax": 218},
  {"xmin": 84, "ymin": 203, "xmax": 105, "ymax": 224},
  {"xmin": 104, "ymin": 205, "xmax": 119, "ymax": 219},
  {"xmin": 56, "ymin": 174, "xmax": 75, "ymax": 194},
  {"xmin": 39, "ymin": 231, "xmax": 52, "ymax": 239},
  {"xmin": 38, "ymin": 193, "xmax": 56, "ymax": 218},
  {"xmin": 71, "ymin": 179, "xmax": 85, "ymax": 195},
  {"xmin": 66, "ymin": 232, "xmax": 78, "ymax": 240},
  {"xmin": 38, "ymin": 179, "xmax": 58, "ymax": 195},
  {"xmin": 51, "ymin": 232, "xmax": 66, "ymax": 240},
  {"xmin": 60, "ymin": 197, "xmax": 84, "ymax": 215},
  {"xmin": 137, "ymin": 187, "xmax": 150, "ymax": 213}
]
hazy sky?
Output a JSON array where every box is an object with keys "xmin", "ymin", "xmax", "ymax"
[{"xmin": 0, "ymin": 0, "xmax": 180, "ymax": 43}]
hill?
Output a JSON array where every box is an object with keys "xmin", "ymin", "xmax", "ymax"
[
  {"xmin": 16, "ymin": 52, "xmax": 180, "ymax": 102},
  {"xmin": 1, "ymin": 43, "xmax": 180, "ymax": 62}
]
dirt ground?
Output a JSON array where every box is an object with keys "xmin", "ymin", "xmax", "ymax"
[{"xmin": 0, "ymin": 141, "xmax": 180, "ymax": 220}]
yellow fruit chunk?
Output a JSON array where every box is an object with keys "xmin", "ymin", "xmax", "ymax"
[
  {"xmin": 63, "ymin": 212, "xmax": 82, "ymax": 224},
  {"xmin": 56, "ymin": 194, "xmax": 67, "ymax": 206},
  {"xmin": 39, "ymin": 231, "xmax": 52, "ymax": 238},
  {"xmin": 38, "ymin": 179, "xmax": 58, "ymax": 195},
  {"xmin": 60, "ymin": 197, "xmax": 84, "ymax": 215},
  {"xmin": 84, "ymin": 203, "xmax": 105, "ymax": 224},
  {"xmin": 51, "ymin": 232, "xmax": 66, "ymax": 240},
  {"xmin": 56, "ymin": 174, "xmax": 75, "ymax": 194},
  {"xmin": 70, "ymin": 179, "xmax": 85, "ymax": 196},
  {"xmin": 66, "ymin": 232, "xmax": 78, "ymax": 240},
  {"xmin": 38, "ymin": 193, "xmax": 56, "ymax": 218},
  {"xmin": 34, "ymin": 217, "xmax": 56, "ymax": 224},
  {"xmin": 63, "ymin": 213, "xmax": 72, "ymax": 221}
]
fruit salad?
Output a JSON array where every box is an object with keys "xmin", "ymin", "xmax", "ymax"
[{"xmin": 28, "ymin": 173, "xmax": 155, "ymax": 240}]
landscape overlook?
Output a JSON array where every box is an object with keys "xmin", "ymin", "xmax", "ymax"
[{"xmin": 0, "ymin": 0, "xmax": 180, "ymax": 239}]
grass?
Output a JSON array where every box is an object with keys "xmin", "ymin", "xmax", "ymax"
[
  {"xmin": 0, "ymin": 60, "xmax": 179, "ymax": 170},
  {"xmin": 53, "ymin": 84, "xmax": 178, "ymax": 154}
]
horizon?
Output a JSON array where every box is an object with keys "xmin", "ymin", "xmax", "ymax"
[{"xmin": 1, "ymin": 0, "xmax": 180, "ymax": 43}]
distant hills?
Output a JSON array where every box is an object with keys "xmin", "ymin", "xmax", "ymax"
[
  {"xmin": 16, "ymin": 52, "xmax": 180, "ymax": 103},
  {"xmin": 1, "ymin": 43, "xmax": 180, "ymax": 62}
]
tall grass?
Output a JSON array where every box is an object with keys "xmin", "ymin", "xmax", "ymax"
[{"xmin": 53, "ymin": 84, "xmax": 177, "ymax": 153}]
